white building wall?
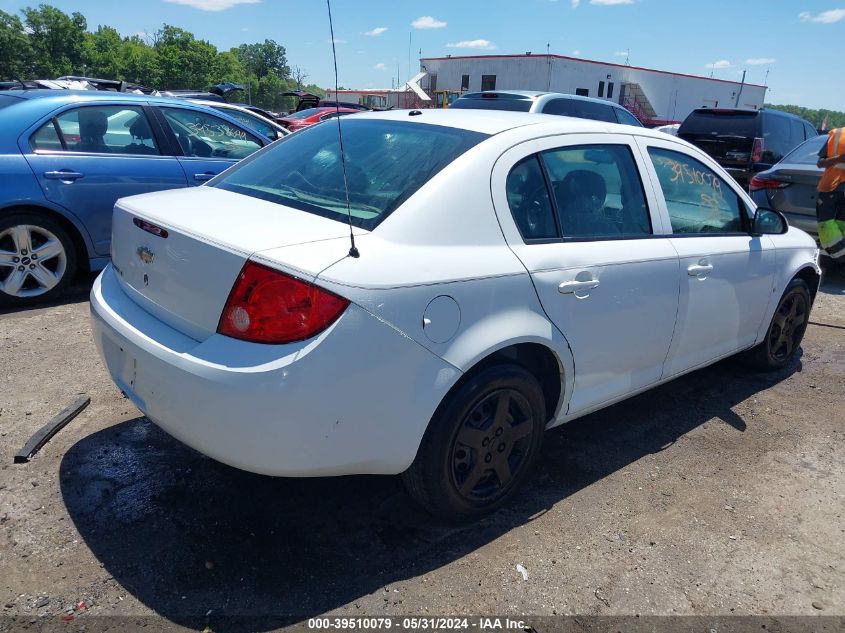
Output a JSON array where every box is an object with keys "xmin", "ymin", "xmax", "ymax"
[{"xmin": 421, "ymin": 55, "xmax": 767, "ymax": 124}]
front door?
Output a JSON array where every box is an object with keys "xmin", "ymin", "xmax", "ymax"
[
  {"xmin": 493, "ymin": 135, "xmax": 680, "ymax": 416},
  {"xmin": 23, "ymin": 104, "xmax": 186, "ymax": 255},
  {"xmin": 638, "ymin": 139, "xmax": 775, "ymax": 377}
]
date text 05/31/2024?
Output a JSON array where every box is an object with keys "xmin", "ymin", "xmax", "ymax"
[{"xmin": 307, "ymin": 617, "xmax": 528, "ymax": 630}]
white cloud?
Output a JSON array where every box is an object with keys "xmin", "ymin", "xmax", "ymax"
[
  {"xmin": 374, "ymin": 63, "xmax": 387, "ymax": 70},
  {"xmin": 707, "ymin": 59, "xmax": 732, "ymax": 69},
  {"xmin": 590, "ymin": 0, "xmax": 633, "ymax": 5},
  {"xmin": 364, "ymin": 27, "xmax": 387, "ymax": 36},
  {"xmin": 162, "ymin": 0, "xmax": 260, "ymax": 11},
  {"xmin": 746, "ymin": 57, "xmax": 775, "ymax": 65},
  {"xmin": 572, "ymin": 49, "xmax": 581, "ymax": 56},
  {"xmin": 412, "ymin": 16, "xmax": 447, "ymax": 29},
  {"xmin": 614, "ymin": 50, "xmax": 627, "ymax": 56},
  {"xmin": 799, "ymin": 8, "xmax": 845, "ymax": 23},
  {"xmin": 446, "ymin": 39, "xmax": 496, "ymax": 50},
  {"xmin": 328, "ymin": 37, "xmax": 347, "ymax": 44},
  {"xmin": 571, "ymin": 0, "xmax": 581, "ymax": 7}
]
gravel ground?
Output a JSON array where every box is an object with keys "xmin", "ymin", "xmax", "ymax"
[{"xmin": 0, "ymin": 268, "xmax": 843, "ymax": 631}]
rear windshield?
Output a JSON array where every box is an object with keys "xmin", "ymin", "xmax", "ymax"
[
  {"xmin": 781, "ymin": 134, "xmax": 826, "ymax": 165},
  {"xmin": 451, "ymin": 97, "xmax": 533, "ymax": 113},
  {"xmin": 679, "ymin": 110, "xmax": 761, "ymax": 139},
  {"xmin": 0, "ymin": 94, "xmax": 21, "ymax": 110},
  {"xmin": 214, "ymin": 118, "xmax": 488, "ymax": 230},
  {"xmin": 283, "ymin": 108, "xmax": 325, "ymax": 120}
]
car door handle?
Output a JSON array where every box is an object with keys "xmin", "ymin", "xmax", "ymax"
[
  {"xmin": 687, "ymin": 263, "xmax": 714, "ymax": 276},
  {"xmin": 44, "ymin": 170, "xmax": 84, "ymax": 181},
  {"xmin": 559, "ymin": 279, "xmax": 600, "ymax": 294},
  {"xmin": 193, "ymin": 172, "xmax": 216, "ymax": 182}
]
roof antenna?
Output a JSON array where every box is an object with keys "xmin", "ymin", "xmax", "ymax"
[{"xmin": 326, "ymin": 0, "xmax": 359, "ymax": 258}]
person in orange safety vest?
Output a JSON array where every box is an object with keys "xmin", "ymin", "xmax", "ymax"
[{"xmin": 817, "ymin": 127, "xmax": 845, "ymax": 259}]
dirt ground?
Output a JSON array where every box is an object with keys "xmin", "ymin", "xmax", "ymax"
[{"xmin": 0, "ymin": 267, "xmax": 843, "ymax": 631}]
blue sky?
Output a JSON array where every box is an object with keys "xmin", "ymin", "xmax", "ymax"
[{"xmin": 1, "ymin": 0, "xmax": 842, "ymax": 110}]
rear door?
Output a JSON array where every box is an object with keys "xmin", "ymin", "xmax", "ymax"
[
  {"xmin": 153, "ymin": 105, "xmax": 265, "ymax": 186},
  {"xmin": 22, "ymin": 103, "xmax": 187, "ymax": 256},
  {"xmin": 637, "ymin": 136, "xmax": 775, "ymax": 377},
  {"xmin": 492, "ymin": 133, "xmax": 679, "ymax": 417}
]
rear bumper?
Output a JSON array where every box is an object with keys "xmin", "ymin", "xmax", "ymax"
[{"xmin": 90, "ymin": 265, "xmax": 459, "ymax": 476}]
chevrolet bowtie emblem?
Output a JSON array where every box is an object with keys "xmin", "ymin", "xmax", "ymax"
[{"xmin": 137, "ymin": 246, "xmax": 155, "ymax": 265}]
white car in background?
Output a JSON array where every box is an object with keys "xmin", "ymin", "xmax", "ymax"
[{"xmin": 90, "ymin": 110, "xmax": 820, "ymax": 519}]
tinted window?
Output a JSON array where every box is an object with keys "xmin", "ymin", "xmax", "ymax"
[
  {"xmin": 283, "ymin": 107, "xmax": 325, "ymax": 120},
  {"xmin": 542, "ymin": 98, "xmax": 617, "ymax": 123},
  {"xmin": 214, "ymin": 119, "xmax": 488, "ymax": 230},
  {"xmin": 461, "ymin": 74, "xmax": 470, "ymax": 91},
  {"xmin": 614, "ymin": 107, "xmax": 642, "ymax": 127},
  {"xmin": 804, "ymin": 122, "xmax": 818, "ymax": 139},
  {"xmin": 648, "ymin": 147, "xmax": 744, "ymax": 234},
  {"xmin": 543, "ymin": 145, "xmax": 651, "ymax": 238},
  {"xmin": 48, "ymin": 106, "xmax": 160, "ymax": 155},
  {"xmin": 763, "ymin": 113, "xmax": 791, "ymax": 160},
  {"xmin": 214, "ymin": 106, "xmax": 275, "ymax": 138},
  {"xmin": 506, "ymin": 156, "xmax": 557, "ymax": 240},
  {"xmin": 679, "ymin": 110, "xmax": 761, "ymax": 139},
  {"xmin": 790, "ymin": 119, "xmax": 805, "ymax": 146},
  {"xmin": 781, "ymin": 135, "xmax": 826, "ymax": 165},
  {"xmin": 162, "ymin": 107, "xmax": 261, "ymax": 160},
  {"xmin": 450, "ymin": 97, "xmax": 532, "ymax": 112},
  {"xmin": 481, "ymin": 75, "xmax": 496, "ymax": 91},
  {"xmin": 31, "ymin": 120, "xmax": 63, "ymax": 151}
]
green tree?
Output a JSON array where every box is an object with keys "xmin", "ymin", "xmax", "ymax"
[
  {"xmin": 765, "ymin": 103, "xmax": 845, "ymax": 131},
  {"xmin": 21, "ymin": 4, "xmax": 87, "ymax": 76},
  {"xmin": 232, "ymin": 39, "xmax": 289, "ymax": 79},
  {"xmin": 120, "ymin": 36, "xmax": 161, "ymax": 87},
  {"xmin": 153, "ymin": 24, "xmax": 219, "ymax": 89},
  {"xmin": 0, "ymin": 10, "xmax": 33, "ymax": 80},
  {"xmin": 83, "ymin": 25, "xmax": 123, "ymax": 79}
]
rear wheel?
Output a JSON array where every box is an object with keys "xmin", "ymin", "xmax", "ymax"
[
  {"xmin": 0, "ymin": 213, "xmax": 77, "ymax": 308},
  {"xmin": 746, "ymin": 278, "xmax": 811, "ymax": 370},
  {"xmin": 402, "ymin": 364, "xmax": 546, "ymax": 520}
]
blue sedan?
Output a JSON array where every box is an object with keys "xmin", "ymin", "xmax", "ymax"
[{"xmin": 0, "ymin": 90, "xmax": 272, "ymax": 307}]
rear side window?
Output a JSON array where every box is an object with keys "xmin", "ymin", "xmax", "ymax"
[
  {"xmin": 34, "ymin": 106, "xmax": 160, "ymax": 155},
  {"xmin": 214, "ymin": 119, "xmax": 488, "ymax": 230},
  {"xmin": 763, "ymin": 114, "xmax": 792, "ymax": 161},
  {"xmin": 648, "ymin": 147, "xmax": 744, "ymax": 234},
  {"xmin": 214, "ymin": 106, "xmax": 275, "ymax": 139},
  {"xmin": 542, "ymin": 145, "xmax": 651, "ymax": 238},
  {"xmin": 542, "ymin": 98, "xmax": 617, "ymax": 123},
  {"xmin": 614, "ymin": 107, "xmax": 642, "ymax": 127},
  {"xmin": 506, "ymin": 156, "xmax": 557, "ymax": 240},
  {"xmin": 162, "ymin": 107, "xmax": 261, "ymax": 160}
]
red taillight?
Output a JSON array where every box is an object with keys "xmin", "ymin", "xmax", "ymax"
[
  {"xmin": 217, "ymin": 261, "xmax": 350, "ymax": 344},
  {"xmin": 749, "ymin": 175, "xmax": 789, "ymax": 191},
  {"xmin": 133, "ymin": 217, "xmax": 169, "ymax": 238},
  {"xmin": 751, "ymin": 137, "xmax": 764, "ymax": 163}
]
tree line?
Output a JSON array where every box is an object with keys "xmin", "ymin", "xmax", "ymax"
[
  {"xmin": 0, "ymin": 4, "xmax": 324, "ymax": 113},
  {"xmin": 765, "ymin": 104, "xmax": 845, "ymax": 131}
]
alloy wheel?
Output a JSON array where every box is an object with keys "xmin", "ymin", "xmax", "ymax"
[
  {"xmin": 767, "ymin": 291, "xmax": 808, "ymax": 362},
  {"xmin": 0, "ymin": 224, "xmax": 68, "ymax": 299},
  {"xmin": 450, "ymin": 388, "xmax": 535, "ymax": 501}
]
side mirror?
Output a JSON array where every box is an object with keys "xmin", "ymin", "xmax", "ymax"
[{"xmin": 752, "ymin": 207, "xmax": 788, "ymax": 235}]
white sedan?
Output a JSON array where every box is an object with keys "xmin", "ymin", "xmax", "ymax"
[{"xmin": 90, "ymin": 110, "xmax": 820, "ymax": 519}]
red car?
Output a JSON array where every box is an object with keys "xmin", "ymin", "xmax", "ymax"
[{"xmin": 278, "ymin": 106, "xmax": 360, "ymax": 132}]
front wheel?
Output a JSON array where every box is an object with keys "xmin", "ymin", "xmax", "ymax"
[
  {"xmin": 0, "ymin": 213, "xmax": 77, "ymax": 308},
  {"xmin": 402, "ymin": 364, "xmax": 546, "ymax": 520},
  {"xmin": 746, "ymin": 278, "xmax": 811, "ymax": 370}
]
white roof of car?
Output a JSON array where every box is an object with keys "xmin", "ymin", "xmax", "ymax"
[{"xmin": 349, "ymin": 107, "xmax": 671, "ymax": 139}]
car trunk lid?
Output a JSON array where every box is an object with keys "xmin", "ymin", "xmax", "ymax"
[{"xmin": 110, "ymin": 187, "xmax": 359, "ymax": 341}]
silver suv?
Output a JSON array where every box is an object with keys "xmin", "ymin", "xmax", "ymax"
[{"xmin": 450, "ymin": 90, "xmax": 643, "ymax": 127}]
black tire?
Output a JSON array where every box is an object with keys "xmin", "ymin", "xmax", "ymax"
[
  {"xmin": 0, "ymin": 212, "xmax": 78, "ymax": 308},
  {"xmin": 402, "ymin": 364, "xmax": 546, "ymax": 520},
  {"xmin": 746, "ymin": 278, "xmax": 812, "ymax": 371}
]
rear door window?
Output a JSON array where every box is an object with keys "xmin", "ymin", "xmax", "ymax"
[
  {"xmin": 161, "ymin": 107, "xmax": 262, "ymax": 160},
  {"xmin": 762, "ymin": 113, "xmax": 791, "ymax": 162},
  {"xmin": 781, "ymin": 135, "xmax": 827, "ymax": 165},
  {"xmin": 614, "ymin": 107, "xmax": 642, "ymax": 127},
  {"xmin": 541, "ymin": 144, "xmax": 651, "ymax": 238},
  {"xmin": 37, "ymin": 106, "xmax": 160, "ymax": 155},
  {"xmin": 214, "ymin": 106, "xmax": 276, "ymax": 139},
  {"xmin": 648, "ymin": 147, "xmax": 745, "ymax": 234},
  {"xmin": 505, "ymin": 156, "xmax": 557, "ymax": 240}
]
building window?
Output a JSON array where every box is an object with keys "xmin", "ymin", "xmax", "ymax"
[
  {"xmin": 429, "ymin": 74, "xmax": 437, "ymax": 92},
  {"xmin": 481, "ymin": 74, "xmax": 496, "ymax": 91},
  {"xmin": 607, "ymin": 82, "xmax": 614, "ymax": 99},
  {"xmin": 461, "ymin": 74, "xmax": 470, "ymax": 91},
  {"xmin": 575, "ymin": 88, "xmax": 589, "ymax": 97},
  {"xmin": 598, "ymin": 81, "xmax": 605, "ymax": 98}
]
